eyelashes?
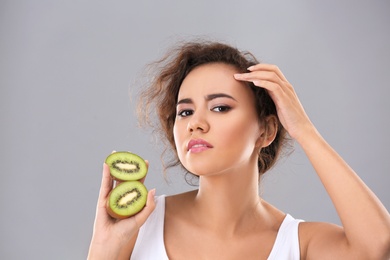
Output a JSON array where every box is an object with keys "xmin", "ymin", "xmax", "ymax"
[
  {"xmin": 211, "ymin": 105, "xmax": 231, "ymax": 112},
  {"xmin": 177, "ymin": 109, "xmax": 193, "ymax": 117},
  {"xmin": 177, "ymin": 105, "xmax": 232, "ymax": 117}
]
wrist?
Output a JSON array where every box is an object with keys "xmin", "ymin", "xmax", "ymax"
[
  {"xmin": 88, "ymin": 236, "xmax": 122, "ymax": 260},
  {"xmin": 294, "ymin": 124, "xmax": 321, "ymax": 148},
  {"xmin": 88, "ymin": 243, "xmax": 120, "ymax": 260}
]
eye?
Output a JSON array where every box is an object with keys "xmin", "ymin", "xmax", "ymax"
[
  {"xmin": 211, "ymin": 106, "xmax": 231, "ymax": 112},
  {"xmin": 177, "ymin": 109, "xmax": 193, "ymax": 117}
]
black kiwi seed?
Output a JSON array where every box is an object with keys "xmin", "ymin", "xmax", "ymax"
[
  {"xmin": 115, "ymin": 188, "xmax": 142, "ymax": 209},
  {"xmin": 112, "ymin": 160, "xmax": 140, "ymax": 174},
  {"xmin": 105, "ymin": 151, "xmax": 147, "ymax": 181},
  {"xmin": 106, "ymin": 181, "xmax": 148, "ymax": 219}
]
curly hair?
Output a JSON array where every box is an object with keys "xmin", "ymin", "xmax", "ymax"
[{"xmin": 137, "ymin": 40, "xmax": 288, "ymax": 179}]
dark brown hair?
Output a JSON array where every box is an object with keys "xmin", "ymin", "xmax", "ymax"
[{"xmin": 138, "ymin": 40, "xmax": 288, "ymax": 179}]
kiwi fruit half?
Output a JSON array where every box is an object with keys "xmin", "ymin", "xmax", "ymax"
[
  {"xmin": 106, "ymin": 181, "xmax": 148, "ymax": 219},
  {"xmin": 105, "ymin": 151, "xmax": 147, "ymax": 181}
]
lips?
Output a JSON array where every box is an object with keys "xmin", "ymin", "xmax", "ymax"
[{"xmin": 187, "ymin": 139, "xmax": 213, "ymax": 153}]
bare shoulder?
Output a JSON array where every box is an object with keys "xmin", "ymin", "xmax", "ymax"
[
  {"xmin": 166, "ymin": 189, "xmax": 198, "ymax": 201},
  {"xmin": 165, "ymin": 190, "xmax": 198, "ymax": 214},
  {"xmin": 260, "ymin": 199, "xmax": 288, "ymax": 224},
  {"xmin": 299, "ymin": 221, "xmax": 355, "ymax": 259}
]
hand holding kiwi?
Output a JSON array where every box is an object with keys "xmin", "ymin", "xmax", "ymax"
[
  {"xmin": 105, "ymin": 151, "xmax": 150, "ymax": 219},
  {"xmin": 88, "ymin": 152, "xmax": 155, "ymax": 259}
]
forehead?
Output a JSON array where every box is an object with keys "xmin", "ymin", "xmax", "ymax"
[{"xmin": 178, "ymin": 63, "xmax": 252, "ymax": 100}]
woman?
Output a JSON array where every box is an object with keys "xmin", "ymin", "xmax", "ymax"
[{"xmin": 88, "ymin": 41, "xmax": 390, "ymax": 259}]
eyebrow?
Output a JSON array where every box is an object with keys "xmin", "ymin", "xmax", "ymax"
[{"xmin": 176, "ymin": 93, "xmax": 237, "ymax": 105}]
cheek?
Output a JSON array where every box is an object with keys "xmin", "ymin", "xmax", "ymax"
[
  {"xmin": 173, "ymin": 123, "xmax": 179, "ymax": 148},
  {"xmin": 173, "ymin": 122, "xmax": 185, "ymax": 156},
  {"xmin": 223, "ymin": 124, "xmax": 257, "ymax": 147},
  {"xmin": 218, "ymin": 117, "xmax": 260, "ymax": 155}
]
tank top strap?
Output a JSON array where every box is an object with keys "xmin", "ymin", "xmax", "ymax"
[
  {"xmin": 267, "ymin": 214, "xmax": 304, "ymax": 260},
  {"xmin": 131, "ymin": 195, "xmax": 169, "ymax": 260}
]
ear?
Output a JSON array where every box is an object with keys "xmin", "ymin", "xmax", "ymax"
[{"xmin": 255, "ymin": 115, "xmax": 278, "ymax": 148}]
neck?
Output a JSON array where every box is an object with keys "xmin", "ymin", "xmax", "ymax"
[{"xmin": 192, "ymin": 158, "xmax": 263, "ymax": 235}]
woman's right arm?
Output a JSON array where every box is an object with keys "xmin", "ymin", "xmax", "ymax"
[{"xmin": 87, "ymin": 163, "xmax": 156, "ymax": 260}]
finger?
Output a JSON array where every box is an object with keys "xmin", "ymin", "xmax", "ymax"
[
  {"xmin": 113, "ymin": 179, "xmax": 122, "ymax": 188},
  {"xmin": 145, "ymin": 159, "xmax": 149, "ymax": 169},
  {"xmin": 99, "ymin": 163, "xmax": 113, "ymax": 198},
  {"xmin": 138, "ymin": 159, "xmax": 149, "ymax": 184},
  {"xmin": 112, "ymin": 188, "xmax": 156, "ymax": 241},
  {"xmin": 247, "ymin": 64, "xmax": 288, "ymax": 82},
  {"xmin": 133, "ymin": 189, "xmax": 156, "ymax": 228},
  {"xmin": 234, "ymin": 72, "xmax": 287, "ymax": 96},
  {"xmin": 234, "ymin": 70, "xmax": 285, "ymax": 87},
  {"xmin": 139, "ymin": 176, "xmax": 146, "ymax": 184},
  {"xmin": 250, "ymin": 80, "xmax": 281, "ymax": 93}
]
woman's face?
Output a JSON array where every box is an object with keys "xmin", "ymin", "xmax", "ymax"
[{"xmin": 173, "ymin": 63, "xmax": 263, "ymax": 177}]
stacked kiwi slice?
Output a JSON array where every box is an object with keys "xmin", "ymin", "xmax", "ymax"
[{"xmin": 105, "ymin": 151, "xmax": 148, "ymax": 219}]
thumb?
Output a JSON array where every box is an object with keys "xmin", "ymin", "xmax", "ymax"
[
  {"xmin": 110, "ymin": 189, "xmax": 156, "ymax": 245},
  {"xmin": 133, "ymin": 189, "xmax": 156, "ymax": 228}
]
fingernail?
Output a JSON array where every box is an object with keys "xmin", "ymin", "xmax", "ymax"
[
  {"xmin": 247, "ymin": 66, "xmax": 254, "ymax": 71},
  {"xmin": 150, "ymin": 188, "xmax": 156, "ymax": 196}
]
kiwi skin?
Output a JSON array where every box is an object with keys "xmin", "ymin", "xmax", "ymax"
[
  {"xmin": 106, "ymin": 181, "xmax": 148, "ymax": 219},
  {"xmin": 105, "ymin": 151, "xmax": 147, "ymax": 182}
]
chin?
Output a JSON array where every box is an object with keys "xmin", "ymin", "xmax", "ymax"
[
  {"xmin": 183, "ymin": 163, "xmax": 211, "ymax": 176},
  {"xmin": 184, "ymin": 164, "xmax": 229, "ymax": 178},
  {"xmin": 181, "ymin": 154, "xmax": 237, "ymax": 177}
]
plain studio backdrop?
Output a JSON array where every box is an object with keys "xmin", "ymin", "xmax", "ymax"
[{"xmin": 1, "ymin": 0, "xmax": 389, "ymax": 259}]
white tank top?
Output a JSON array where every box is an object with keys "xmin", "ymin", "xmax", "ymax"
[{"xmin": 131, "ymin": 195, "xmax": 303, "ymax": 260}]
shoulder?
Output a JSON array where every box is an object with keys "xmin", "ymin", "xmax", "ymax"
[
  {"xmin": 118, "ymin": 194, "xmax": 168, "ymax": 260},
  {"xmin": 261, "ymin": 199, "xmax": 288, "ymax": 226},
  {"xmin": 164, "ymin": 190, "xmax": 202, "ymax": 234},
  {"xmin": 260, "ymin": 200, "xmax": 350, "ymax": 259},
  {"xmin": 166, "ymin": 189, "xmax": 198, "ymax": 202},
  {"xmin": 165, "ymin": 190, "xmax": 198, "ymax": 215}
]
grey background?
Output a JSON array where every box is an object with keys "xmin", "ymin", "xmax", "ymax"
[{"xmin": 1, "ymin": 0, "xmax": 389, "ymax": 259}]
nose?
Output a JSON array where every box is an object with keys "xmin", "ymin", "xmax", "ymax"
[{"xmin": 187, "ymin": 111, "xmax": 209, "ymax": 133}]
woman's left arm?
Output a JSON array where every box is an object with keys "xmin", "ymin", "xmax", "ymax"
[{"xmin": 235, "ymin": 64, "xmax": 390, "ymax": 259}]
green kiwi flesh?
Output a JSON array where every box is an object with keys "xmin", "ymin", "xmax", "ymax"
[
  {"xmin": 105, "ymin": 151, "xmax": 147, "ymax": 181},
  {"xmin": 107, "ymin": 181, "xmax": 148, "ymax": 219}
]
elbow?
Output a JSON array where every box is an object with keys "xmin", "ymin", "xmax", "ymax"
[
  {"xmin": 378, "ymin": 235, "xmax": 390, "ymax": 260},
  {"xmin": 365, "ymin": 231, "xmax": 390, "ymax": 260},
  {"xmin": 354, "ymin": 226, "xmax": 390, "ymax": 260},
  {"xmin": 378, "ymin": 226, "xmax": 390, "ymax": 259}
]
